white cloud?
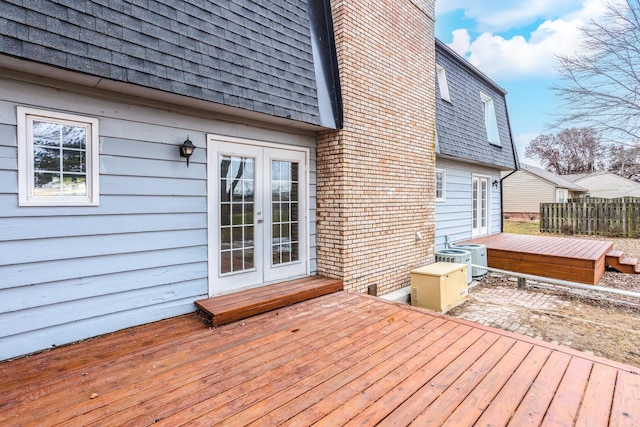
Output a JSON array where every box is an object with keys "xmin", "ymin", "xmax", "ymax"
[
  {"xmin": 441, "ymin": 0, "xmax": 628, "ymax": 81},
  {"xmin": 436, "ymin": 0, "xmax": 583, "ymax": 33}
]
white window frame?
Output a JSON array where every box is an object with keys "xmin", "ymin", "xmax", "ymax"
[
  {"xmin": 556, "ymin": 188, "xmax": 569, "ymax": 203},
  {"xmin": 17, "ymin": 107, "xmax": 99, "ymax": 206},
  {"xmin": 480, "ymin": 92, "xmax": 501, "ymax": 146},
  {"xmin": 436, "ymin": 64, "xmax": 451, "ymax": 102},
  {"xmin": 435, "ymin": 168, "xmax": 446, "ymax": 202}
]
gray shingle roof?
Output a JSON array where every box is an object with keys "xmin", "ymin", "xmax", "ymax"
[
  {"xmin": 435, "ymin": 39, "xmax": 519, "ymax": 170},
  {"xmin": 0, "ymin": 0, "xmax": 337, "ymax": 127},
  {"xmin": 522, "ymin": 164, "xmax": 587, "ymax": 191}
]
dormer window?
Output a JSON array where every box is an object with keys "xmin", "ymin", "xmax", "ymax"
[
  {"xmin": 480, "ymin": 92, "xmax": 500, "ymax": 146},
  {"xmin": 436, "ymin": 64, "xmax": 451, "ymax": 102}
]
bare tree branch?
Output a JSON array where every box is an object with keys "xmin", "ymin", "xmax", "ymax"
[
  {"xmin": 551, "ymin": 0, "xmax": 640, "ymax": 144},
  {"xmin": 525, "ymin": 128, "xmax": 606, "ymax": 174}
]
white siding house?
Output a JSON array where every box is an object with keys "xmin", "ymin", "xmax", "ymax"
[
  {"xmin": 502, "ymin": 164, "xmax": 587, "ymax": 215},
  {"xmin": 564, "ymin": 171, "xmax": 640, "ymax": 199}
]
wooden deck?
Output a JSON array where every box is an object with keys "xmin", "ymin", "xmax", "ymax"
[
  {"xmin": 1, "ymin": 292, "xmax": 638, "ymax": 426},
  {"xmin": 462, "ymin": 233, "xmax": 614, "ymax": 284},
  {"xmin": 195, "ymin": 276, "xmax": 343, "ymax": 326}
]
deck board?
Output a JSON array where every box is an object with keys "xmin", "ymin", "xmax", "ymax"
[
  {"xmin": 462, "ymin": 233, "xmax": 614, "ymax": 284},
  {"xmin": 543, "ymin": 357, "xmax": 594, "ymax": 426},
  {"xmin": 408, "ymin": 335, "xmax": 517, "ymax": 426},
  {"xmin": 1, "ymin": 292, "xmax": 638, "ymax": 426},
  {"xmin": 575, "ymin": 364, "xmax": 618, "ymax": 426},
  {"xmin": 379, "ymin": 332, "xmax": 500, "ymax": 426},
  {"xmin": 473, "ymin": 345, "xmax": 553, "ymax": 426},
  {"xmin": 439, "ymin": 340, "xmax": 533, "ymax": 426},
  {"xmin": 610, "ymin": 371, "xmax": 640, "ymax": 426},
  {"xmin": 58, "ymin": 297, "xmax": 383, "ymax": 427},
  {"xmin": 508, "ymin": 351, "xmax": 572, "ymax": 425},
  {"xmin": 195, "ymin": 275, "xmax": 343, "ymax": 326}
]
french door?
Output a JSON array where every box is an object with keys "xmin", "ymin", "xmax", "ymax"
[
  {"xmin": 472, "ymin": 176, "xmax": 489, "ymax": 237},
  {"xmin": 208, "ymin": 136, "xmax": 308, "ymax": 295}
]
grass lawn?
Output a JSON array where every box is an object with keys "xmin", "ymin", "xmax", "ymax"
[{"xmin": 503, "ymin": 220, "xmax": 541, "ymax": 235}]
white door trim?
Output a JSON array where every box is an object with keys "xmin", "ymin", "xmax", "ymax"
[
  {"xmin": 206, "ymin": 134, "xmax": 310, "ymax": 296},
  {"xmin": 472, "ymin": 174, "xmax": 491, "ymax": 237}
]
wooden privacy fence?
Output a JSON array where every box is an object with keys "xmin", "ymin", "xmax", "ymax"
[{"xmin": 540, "ymin": 198, "xmax": 640, "ymax": 237}]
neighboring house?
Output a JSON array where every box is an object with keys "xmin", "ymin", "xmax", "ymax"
[
  {"xmin": 502, "ymin": 164, "xmax": 587, "ymax": 216},
  {"xmin": 0, "ymin": 0, "xmax": 436, "ymax": 360},
  {"xmin": 563, "ymin": 171, "xmax": 640, "ymax": 199},
  {"xmin": 434, "ymin": 39, "xmax": 519, "ymax": 249}
]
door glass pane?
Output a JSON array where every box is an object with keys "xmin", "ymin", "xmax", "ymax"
[
  {"xmin": 220, "ymin": 155, "xmax": 255, "ymax": 274},
  {"xmin": 481, "ymin": 180, "xmax": 488, "ymax": 228},
  {"xmin": 271, "ymin": 160, "xmax": 299, "ymax": 265},
  {"xmin": 472, "ymin": 179, "xmax": 478, "ymax": 229}
]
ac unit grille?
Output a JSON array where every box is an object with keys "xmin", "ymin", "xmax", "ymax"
[
  {"xmin": 436, "ymin": 255, "xmax": 458, "ymax": 263},
  {"xmin": 435, "ymin": 249, "xmax": 472, "ymax": 283}
]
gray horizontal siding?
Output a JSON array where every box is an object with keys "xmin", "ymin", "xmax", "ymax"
[
  {"xmin": 0, "ymin": 194, "xmax": 207, "ymax": 217},
  {"xmin": 0, "ymin": 213, "xmax": 204, "ymax": 241},
  {"xmin": 0, "ymin": 77, "xmax": 317, "ymax": 360},
  {"xmin": 0, "ymin": 247, "xmax": 207, "ymax": 289},
  {"xmin": 3, "ymin": 279, "xmax": 205, "ymax": 336},
  {"xmin": 1, "ymin": 229, "xmax": 206, "ymax": 265},
  {"xmin": 435, "ymin": 159, "xmax": 502, "ymax": 250},
  {"xmin": 0, "ymin": 263, "xmax": 207, "ymax": 313},
  {"xmin": 0, "ymin": 296, "xmax": 195, "ymax": 363}
]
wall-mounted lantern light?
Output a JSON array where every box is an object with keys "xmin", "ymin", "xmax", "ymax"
[
  {"xmin": 179, "ymin": 136, "xmax": 196, "ymax": 167},
  {"xmin": 492, "ymin": 179, "xmax": 499, "ymax": 188}
]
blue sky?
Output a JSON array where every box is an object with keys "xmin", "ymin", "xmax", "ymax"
[{"xmin": 435, "ymin": 0, "xmax": 625, "ymax": 165}]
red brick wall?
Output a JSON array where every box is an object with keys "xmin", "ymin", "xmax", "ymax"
[{"xmin": 317, "ymin": 0, "xmax": 436, "ymax": 294}]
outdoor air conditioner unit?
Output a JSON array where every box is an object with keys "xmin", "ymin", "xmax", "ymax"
[
  {"xmin": 435, "ymin": 249, "xmax": 472, "ymax": 283},
  {"xmin": 452, "ymin": 243, "xmax": 487, "ymax": 278}
]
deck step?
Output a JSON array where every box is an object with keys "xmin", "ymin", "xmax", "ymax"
[
  {"xmin": 607, "ymin": 250, "xmax": 624, "ymax": 258},
  {"xmin": 606, "ymin": 251, "xmax": 640, "ymax": 274},
  {"xmin": 195, "ymin": 276, "xmax": 343, "ymax": 326}
]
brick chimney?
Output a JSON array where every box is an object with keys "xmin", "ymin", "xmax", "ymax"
[{"xmin": 317, "ymin": 0, "xmax": 436, "ymax": 293}]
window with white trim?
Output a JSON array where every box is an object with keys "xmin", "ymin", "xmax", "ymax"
[
  {"xmin": 18, "ymin": 107, "xmax": 99, "ymax": 206},
  {"xmin": 480, "ymin": 92, "xmax": 501, "ymax": 146},
  {"xmin": 435, "ymin": 169, "xmax": 445, "ymax": 201},
  {"xmin": 556, "ymin": 188, "xmax": 569, "ymax": 203},
  {"xmin": 436, "ymin": 64, "xmax": 451, "ymax": 102}
]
